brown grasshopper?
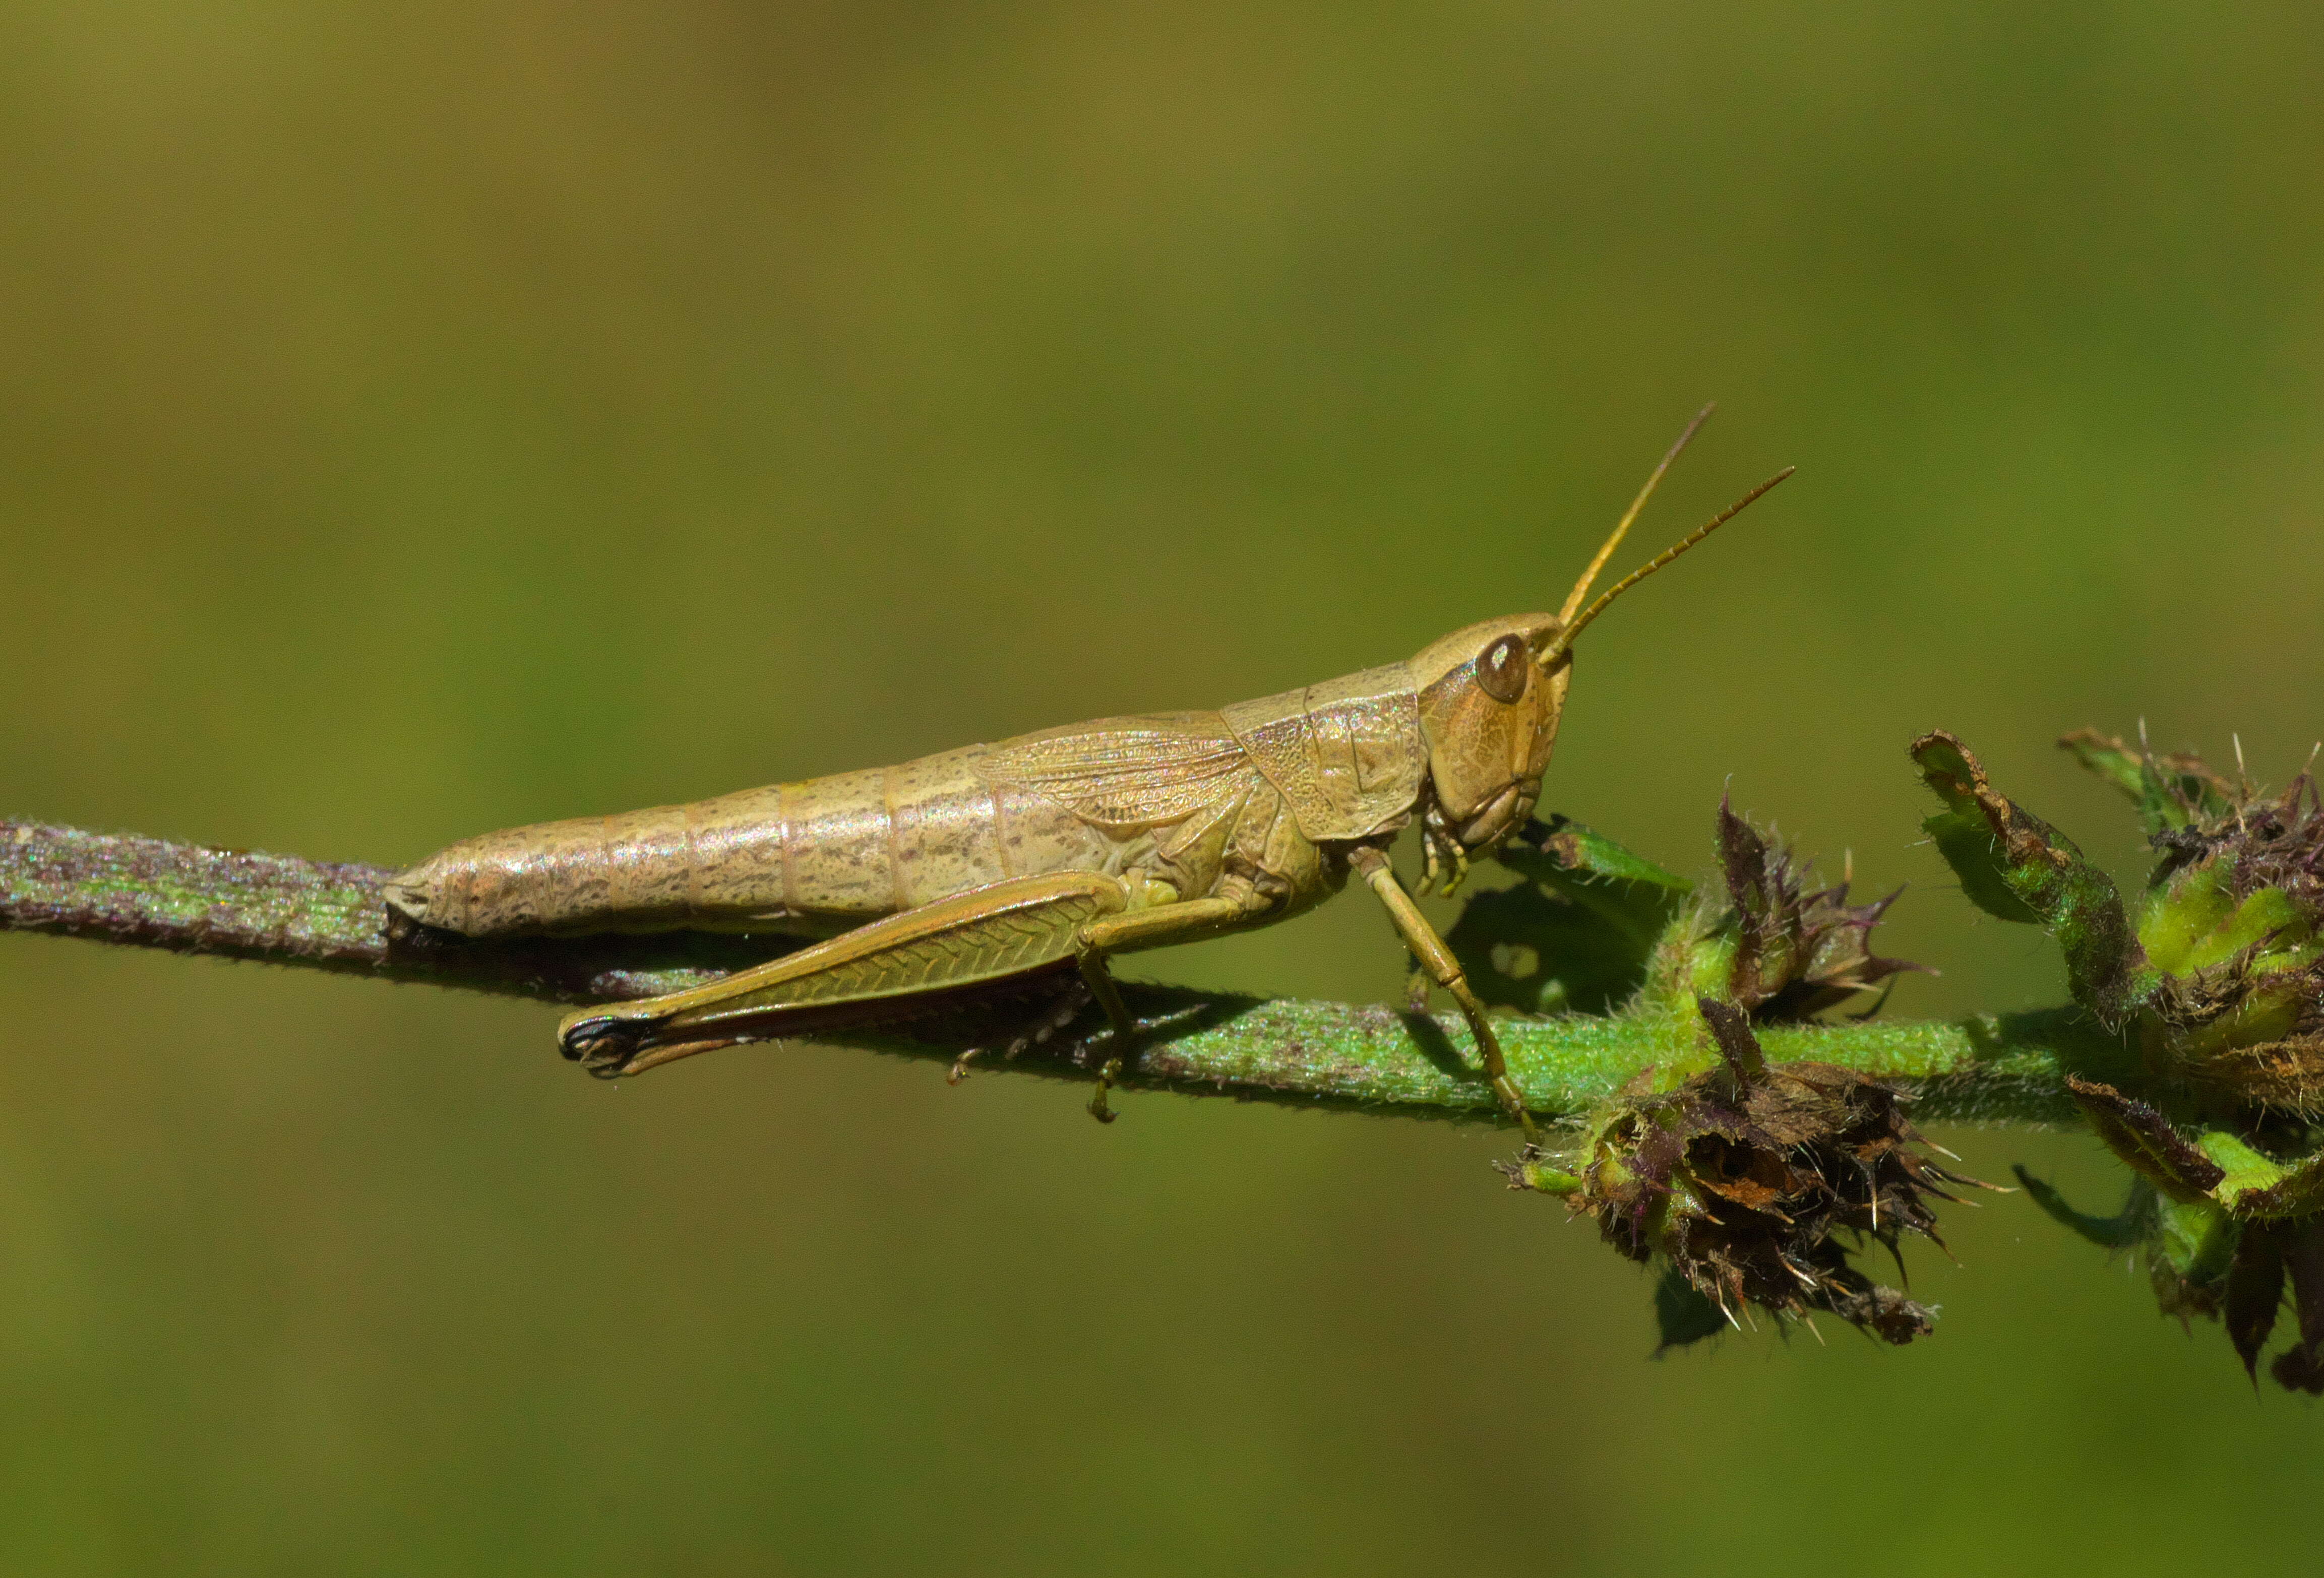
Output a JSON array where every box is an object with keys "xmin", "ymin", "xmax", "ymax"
[{"xmin": 385, "ymin": 408, "xmax": 1790, "ymax": 1137}]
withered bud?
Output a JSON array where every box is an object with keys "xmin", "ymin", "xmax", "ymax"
[
  {"xmin": 2269, "ymin": 1223, "xmax": 2324, "ymax": 1394},
  {"xmin": 2105, "ymin": 732, "xmax": 2324, "ymax": 905},
  {"xmin": 2071, "ymin": 736, "xmax": 2324, "ymax": 1113},
  {"xmin": 2055, "ymin": 730, "xmax": 2324, "ymax": 1111},
  {"xmin": 1516, "ymin": 998, "xmax": 1980, "ymax": 1344},
  {"xmin": 1715, "ymin": 799, "xmax": 1923, "ymax": 1020},
  {"xmin": 2059, "ymin": 727, "xmax": 2324, "ymax": 921},
  {"xmin": 2219, "ymin": 1218, "xmax": 2324, "ymax": 1394},
  {"xmin": 2051, "ymin": 1078, "xmax": 2324, "ymax": 1390},
  {"xmin": 2057, "ymin": 1075, "xmax": 2227, "ymax": 1201}
]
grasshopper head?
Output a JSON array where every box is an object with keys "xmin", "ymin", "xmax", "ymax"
[
  {"xmin": 1405, "ymin": 612, "xmax": 1573, "ymax": 857},
  {"xmin": 1402, "ymin": 407, "xmax": 1793, "ymax": 879}
]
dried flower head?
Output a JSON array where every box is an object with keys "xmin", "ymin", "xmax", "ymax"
[
  {"xmin": 1509, "ymin": 998, "xmax": 1979, "ymax": 1343},
  {"xmin": 2076, "ymin": 735, "xmax": 2324, "ymax": 1111}
]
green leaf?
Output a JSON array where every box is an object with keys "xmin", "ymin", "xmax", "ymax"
[
  {"xmin": 2138, "ymin": 868, "xmax": 2306, "ymax": 976},
  {"xmin": 2197, "ymin": 1129, "xmax": 2289, "ymax": 1204},
  {"xmin": 1450, "ymin": 816, "xmax": 1692, "ymax": 1015},
  {"xmin": 2205, "ymin": 1135, "xmax": 2324, "ymax": 1220},
  {"xmin": 1496, "ymin": 815, "xmax": 1694, "ymax": 898},
  {"xmin": 2010, "ymin": 1166, "xmax": 2150, "ymax": 1249},
  {"xmin": 1913, "ymin": 731, "xmax": 2148, "ymax": 1022},
  {"xmin": 2058, "ymin": 727, "xmax": 2236, "ymax": 837},
  {"xmin": 2237, "ymin": 1156, "xmax": 2324, "ymax": 1219},
  {"xmin": 2057, "ymin": 729, "xmax": 2149, "ymax": 804}
]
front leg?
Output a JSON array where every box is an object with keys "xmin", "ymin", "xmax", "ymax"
[{"xmin": 1348, "ymin": 846, "xmax": 1539, "ymax": 1142}]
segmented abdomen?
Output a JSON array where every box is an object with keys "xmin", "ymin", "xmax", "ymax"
[{"xmin": 386, "ymin": 746, "xmax": 1117, "ymax": 938}]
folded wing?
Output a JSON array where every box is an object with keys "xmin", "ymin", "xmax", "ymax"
[{"xmin": 977, "ymin": 712, "xmax": 1258, "ymax": 830}]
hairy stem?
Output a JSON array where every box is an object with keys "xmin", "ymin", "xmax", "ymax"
[{"xmin": 1, "ymin": 818, "xmax": 2104, "ymax": 1124}]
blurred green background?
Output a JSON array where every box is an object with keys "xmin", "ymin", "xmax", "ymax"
[{"xmin": 4, "ymin": 2, "xmax": 2321, "ymax": 1570}]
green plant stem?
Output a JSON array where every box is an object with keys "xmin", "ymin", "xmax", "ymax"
[{"xmin": 1, "ymin": 818, "xmax": 2104, "ymax": 1125}]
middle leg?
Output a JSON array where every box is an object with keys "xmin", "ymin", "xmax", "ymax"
[{"xmin": 1073, "ymin": 896, "xmax": 1256, "ymax": 1122}]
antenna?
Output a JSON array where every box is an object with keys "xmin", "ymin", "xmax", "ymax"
[
  {"xmin": 1538, "ymin": 466, "xmax": 1796, "ymax": 665},
  {"xmin": 1558, "ymin": 402, "xmax": 1717, "ymax": 626}
]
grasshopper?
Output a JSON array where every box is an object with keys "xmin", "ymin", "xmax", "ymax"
[{"xmin": 385, "ymin": 408, "xmax": 1789, "ymax": 1137}]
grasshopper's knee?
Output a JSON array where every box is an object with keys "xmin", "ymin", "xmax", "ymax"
[{"xmin": 559, "ymin": 1009, "xmax": 662, "ymax": 1078}]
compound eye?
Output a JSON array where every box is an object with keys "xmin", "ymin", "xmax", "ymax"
[{"xmin": 1477, "ymin": 634, "xmax": 1529, "ymax": 703}]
